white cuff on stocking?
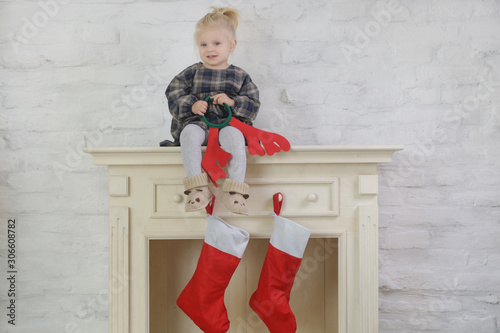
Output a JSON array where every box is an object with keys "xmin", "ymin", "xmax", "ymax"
[
  {"xmin": 205, "ymin": 214, "xmax": 250, "ymax": 259},
  {"xmin": 270, "ymin": 213, "xmax": 311, "ymax": 259}
]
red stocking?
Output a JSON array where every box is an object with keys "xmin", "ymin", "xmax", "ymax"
[
  {"xmin": 177, "ymin": 214, "xmax": 249, "ymax": 333},
  {"xmin": 249, "ymin": 194, "xmax": 311, "ymax": 333}
]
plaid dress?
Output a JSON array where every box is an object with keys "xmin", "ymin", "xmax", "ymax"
[{"xmin": 164, "ymin": 62, "xmax": 260, "ymax": 145}]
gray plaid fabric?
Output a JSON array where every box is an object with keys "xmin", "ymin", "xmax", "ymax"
[{"xmin": 165, "ymin": 62, "xmax": 260, "ymax": 145}]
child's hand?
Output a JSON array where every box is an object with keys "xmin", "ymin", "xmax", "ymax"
[
  {"xmin": 192, "ymin": 100, "xmax": 208, "ymax": 116},
  {"xmin": 211, "ymin": 93, "xmax": 235, "ymax": 107}
]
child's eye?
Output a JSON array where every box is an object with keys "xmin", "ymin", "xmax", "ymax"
[
  {"xmin": 215, "ymin": 42, "xmax": 221, "ymax": 46},
  {"xmin": 200, "ymin": 43, "xmax": 207, "ymax": 47}
]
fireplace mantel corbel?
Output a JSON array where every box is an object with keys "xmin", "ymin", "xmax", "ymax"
[{"xmin": 85, "ymin": 145, "xmax": 403, "ymax": 333}]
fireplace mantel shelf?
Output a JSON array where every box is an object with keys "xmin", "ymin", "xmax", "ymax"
[
  {"xmin": 84, "ymin": 145, "xmax": 403, "ymax": 165},
  {"xmin": 86, "ymin": 145, "xmax": 402, "ymax": 333}
]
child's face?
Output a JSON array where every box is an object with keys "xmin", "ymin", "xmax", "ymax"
[{"xmin": 197, "ymin": 26, "xmax": 236, "ymax": 70}]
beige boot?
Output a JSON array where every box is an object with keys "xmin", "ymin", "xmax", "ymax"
[
  {"xmin": 183, "ymin": 173, "xmax": 212, "ymax": 212},
  {"xmin": 222, "ymin": 179, "xmax": 250, "ymax": 215}
]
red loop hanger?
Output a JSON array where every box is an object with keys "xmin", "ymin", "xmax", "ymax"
[{"xmin": 273, "ymin": 192, "xmax": 283, "ymax": 216}]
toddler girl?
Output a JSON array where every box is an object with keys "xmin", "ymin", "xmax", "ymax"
[{"xmin": 165, "ymin": 7, "xmax": 260, "ymax": 214}]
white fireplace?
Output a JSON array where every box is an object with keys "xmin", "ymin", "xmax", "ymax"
[{"xmin": 85, "ymin": 145, "xmax": 402, "ymax": 333}]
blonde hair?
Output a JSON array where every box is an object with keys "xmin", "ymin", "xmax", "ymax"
[{"xmin": 195, "ymin": 7, "xmax": 240, "ymax": 42}]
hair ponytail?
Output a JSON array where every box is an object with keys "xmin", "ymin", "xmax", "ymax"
[{"xmin": 195, "ymin": 7, "xmax": 240, "ymax": 41}]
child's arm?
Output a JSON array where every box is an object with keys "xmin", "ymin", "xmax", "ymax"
[
  {"xmin": 165, "ymin": 68, "xmax": 199, "ymax": 120},
  {"xmin": 231, "ymin": 75, "xmax": 260, "ymax": 124}
]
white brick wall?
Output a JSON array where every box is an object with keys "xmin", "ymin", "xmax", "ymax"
[{"xmin": 1, "ymin": 0, "xmax": 499, "ymax": 332}]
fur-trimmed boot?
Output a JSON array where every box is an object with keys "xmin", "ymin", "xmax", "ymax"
[
  {"xmin": 222, "ymin": 179, "xmax": 250, "ymax": 215},
  {"xmin": 183, "ymin": 173, "xmax": 212, "ymax": 212}
]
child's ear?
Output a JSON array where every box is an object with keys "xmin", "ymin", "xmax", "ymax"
[{"xmin": 230, "ymin": 39, "xmax": 237, "ymax": 52}]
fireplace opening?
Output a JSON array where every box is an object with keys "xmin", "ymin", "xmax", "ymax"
[{"xmin": 149, "ymin": 237, "xmax": 339, "ymax": 332}]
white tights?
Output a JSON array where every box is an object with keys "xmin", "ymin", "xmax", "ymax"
[{"xmin": 179, "ymin": 124, "xmax": 246, "ymax": 182}]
